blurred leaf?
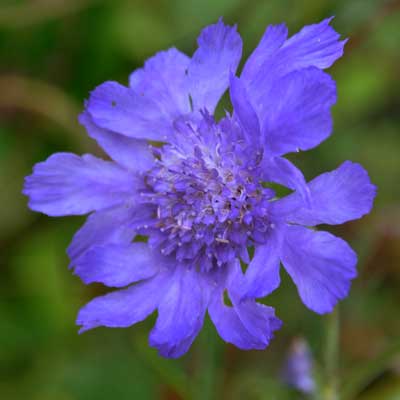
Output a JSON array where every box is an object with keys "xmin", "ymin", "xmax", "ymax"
[
  {"xmin": 357, "ymin": 376, "xmax": 400, "ymax": 400},
  {"xmin": 0, "ymin": 75, "xmax": 93, "ymax": 150},
  {"xmin": 111, "ymin": 2, "xmax": 175, "ymax": 60},
  {"xmin": 342, "ymin": 340, "xmax": 400, "ymax": 400},
  {"xmin": 0, "ymin": 0, "xmax": 100, "ymax": 29}
]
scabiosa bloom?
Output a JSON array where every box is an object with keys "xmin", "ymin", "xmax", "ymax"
[{"xmin": 23, "ymin": 17, "xmax": 375, "ymax": 358}]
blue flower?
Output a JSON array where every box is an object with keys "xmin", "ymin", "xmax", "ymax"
[{"xmin": 23, "ymin": 18, "xmax": 376, "ymax": 358}]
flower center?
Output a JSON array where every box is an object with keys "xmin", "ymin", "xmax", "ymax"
[{"xmin": 140, "ymin": 117, "xmax": 274, "ymax": 271}]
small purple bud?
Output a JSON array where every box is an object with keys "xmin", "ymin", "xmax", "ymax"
[{"xmin": 282, "ymin": 337, "xmax": 315, "ymax": 395}]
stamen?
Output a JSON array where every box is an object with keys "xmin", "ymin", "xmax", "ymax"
[{"xmin": 215, "ymin": 237, "xmax": 229, "ymax": 244}]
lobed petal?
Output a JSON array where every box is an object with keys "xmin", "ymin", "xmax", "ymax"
[
  {"xmin": 79, "ymin": 112, "xmax": 154, "ymax": 173},
  {"xmin": 244, "ymin": 17, "xmax": 346, "ymax": 95},
  {"xmin": 77, "ymin": 270, "xmax": 171, "ymax": 333},
  {"xmin": 241, "ymin": 23, "xmax": 288, "ymax": 82},
  {"xmin": 241, "ymin": 226, "xmax": 283, "ymax": 299},
  {"xmin": 280, "ymin": 225, "xmax": 357, "ymax": 314},
  {"xmin": 261, "ymin": 67, "xmax": 336, "ymax": 155},
  {"xmin": 279, "ymin": 17, "xmax": 347, "ymax": 71},
  {"xmin": 129, "ymin": 47, "xmax": 191, "ymax": 117},
  {"xmin": 229, "ymin": 74, "xmax": 260, "ymax": 145},
  {"xmin": 67, "ymin": 204, "xmax": 146, "ymax": 267},
  {"xmin": 209, "ymin": 291, "xmax": 281, "ymax": 350},
  {"xmin": 149, "ymin": 268, "xmax": 209, "ymax": 358},
  {"xmin": 209, "ymin": 261, "xmax": 282, "ymax": 350},
  {"xmin": 86, "ymin": 81, "xmax": 172, "ymax": 141},
  {"xmin": 74, "ymin": 243, "xmax": 160, "ymax": 287},
  {"xmin": 23, "ymin": 153, "xmax": 137, "ymax": 216},
  {"xmin": 271, "ymin": 161, "xmax": 377, "ymax": 226},
  {"xmin": 187, "ymin": 18, "xmax": 242, "ymax": 113},
  {"xmin": 261, "ymin": 156, "xmax": 311, "ymax": 205}
]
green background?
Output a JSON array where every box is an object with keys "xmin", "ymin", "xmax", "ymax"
[{"xmin": 1, "ymin": 0, "xmax": 399, "ymax": 399}]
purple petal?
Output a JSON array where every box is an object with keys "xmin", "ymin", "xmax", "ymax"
[
  {"xmin": 271, "ymin": 161, "xmax": 376, "ymax": 226},
  {"xmin": 129, "ymin": 47, "xmax": 191, "ymax": 116},
  {"xmin": 262, "ymin": 68, "xmax": 336, "ymax": 155},
  {"xmin": 229, "ymin": 74, "xmax": 260, "ymax": 144},
  {"xmin": 79, "ymin": 112, "xmax": 154, "ymax": 173},
  {"xmin": 241, "ymin": 226, "xmax": 283, "ymax": 299},
  {"xmin": 233, "ymin": 298, "xmax": 282, "ymax": 345},
  {"xmin": 149, "ymin": 268, "xmax": 209, "ymax": 358},
  {"xmin": 23, "ymin": 153, "xmax": 137, "ymax": 216},
  {"xmin": 209, "ymin": 290, "xmax": 281, "ymax": 350},
  {"xmin": 86, "ymin": 81, "xmax": 172, "ymax": 141},
  {"xmin": 77, "ymin": 270, "xmax": 171, "ymax": 332},
  {"xmin": 244, "ymin": 18, "xmax": 346, "ymax": 116},
  {"xmin": 74, "ymin": 243, "xmax": 160, "ymax": 287},
  {"xmin": 245, "ymin": 18, "xmax": 346, "ymax": 90},
  {"xmin": 67, "ymin": 205, "xmax": 139, "ymax": 266},
  {"xmin": 279, "ymin": 17, "xmax": 346, "ymax": 71},
  {"xmin": 241, "ymin": 23, "xmax": 288, "ymax": 82},
  {"xmin": 280, "ymin": 225, "xmax": 357, "ymax": 314},
  {"xmin": 188, "ymin": 18, "xmax": 242, "ymax": 113},
  {"xmin": 209, "ymin": 261, "xmax": 282, "ymax": 350},
  {"xmin": 261, "ymin": 156, "xmax": 311, "ymax": 205}
]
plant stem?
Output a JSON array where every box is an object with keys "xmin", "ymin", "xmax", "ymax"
[
  {"xmin": 133, "ymin": 333, "xmax": 192, "ymax": 400},
  {"xmin": 193, "ymin": 319, "xmax": 220, "ymax": 400},
  {"xmin": 324, "ymin": 308, "xmax": 340, "ymax": 400}
]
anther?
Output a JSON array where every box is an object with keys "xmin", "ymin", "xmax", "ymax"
[{"xmin": 215, "ymin": 237, "xmax": 229, "ymax": 244}]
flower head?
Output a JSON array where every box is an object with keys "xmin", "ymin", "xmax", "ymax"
[
  {"xmin": 143, "ymin": 113, "xmax": 274, "ymax": 270},
  {"xmin": 23, "ymin": 17, "xmax": 375, "ymax": 358}
]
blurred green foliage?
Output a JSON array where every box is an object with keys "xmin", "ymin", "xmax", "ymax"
[{"xmin": 1, "ymin": 0, "xmax": 400, "ymax": 399}]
